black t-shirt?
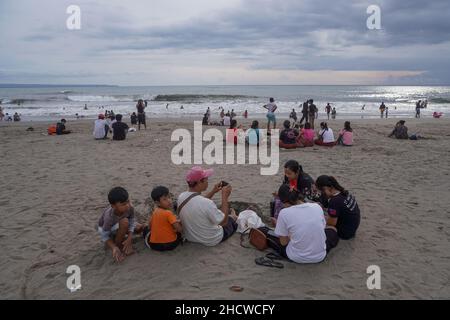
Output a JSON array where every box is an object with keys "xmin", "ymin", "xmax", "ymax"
[
  {"xmin": 327, "ymin": 193, "xmax": 361, "ymax": 239},
  {"xmin": 112, "ymin": 122, "xmax": 129, "ymax": 140},
  {"xmin": 56, "ymin": 122, "xmax": 66, "ymax": 135},
  {"xmin": 279, "ymin": 128, "xmax": 298, "ymax": 144}
]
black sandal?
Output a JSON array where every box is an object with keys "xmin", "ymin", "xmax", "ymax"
[{"xmin": 255, "ymin": 257, "xmax": 284, "ymax": 269}]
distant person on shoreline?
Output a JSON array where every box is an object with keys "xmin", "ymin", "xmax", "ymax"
[
  {"xmin": 243, "ymin": 110, "xmax": 248, "ymax": 119},
  {"xmin": 415, "ymin": 100, "xmax": 421, "ymax": 118},
  {"xmin": 308, "ymin": 99, "xmax": 318, "ymax": 129},
  {"xmin": 299, "ymin": 101, "xmax": 309, "ymax": 124},
  {"xmin": 289, "ymin": 109, "xmax": 297, "ymax": 123},
  {"xmin": 136, "ymin": 99, "xmax": 146, "ymax": 130},
  {"xmin": 13, "ymin": 112, "xmax": 21, "ymax": 122},
  {"xmin": 0, "ymin": 106, "xmax": 4, "ymax": 121},
  {"xmin": 386, "ymin": 106, "xmax": 389, "ymax": 118},
  {"xmin": 263, "ymin": 97, "xmax": 278, "ymax": 132},
  {"xmin": 379, "ymin": 102, "xmax": 386, "ymax": 118},
  {"xmin": 331, "ymin": 107, "xmax": 337, "ymax": 120},
  {"xmin": 325, "ymin": 103, "xmax": 332, "ymax": 120}
]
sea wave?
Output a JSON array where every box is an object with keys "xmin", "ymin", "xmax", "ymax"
[
  {"xmin": 429, "ymin": 97, "xmax": 450, "ymax": 104},
  {"xmin": 67, "ymin": 95, "xmax": 136, "ymax": 102},
  {"xmin": 152, "ymin": 94, "xmax": 259, "ymax": 102}
]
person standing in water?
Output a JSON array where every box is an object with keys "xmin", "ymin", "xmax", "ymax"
[
  {"xmin": 379, "ymin": 102, "xmax": 386, "ymax": 118},
  {"xmin": 325, "ymin": 103, "xmax": 332, "ymax": 120}
]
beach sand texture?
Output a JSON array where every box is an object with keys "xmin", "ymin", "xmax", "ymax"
[{"xmin": 0, "ymin": 118, "xmax": 449, "ymax": 299}]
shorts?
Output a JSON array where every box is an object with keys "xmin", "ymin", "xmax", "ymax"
[
  {"xmin": 137, "ymin": 113, "xmax": 146, "ymax": 124},
  {"xmin": 325, "ymin": 227, "xmax": 339, "ymax": 253},
  {"xmin": 143, "ymin": 226, "xmax": 182, "ymax": 251},
  {"xmin": 266, "ymin": 113, "xmax": 276, "ymax": 123},
  {"xmin": 221, "ymin": 218, "xmax": 238, "ymax": 242}
]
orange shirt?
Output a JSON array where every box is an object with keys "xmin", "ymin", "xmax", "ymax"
[{"xmin": 149, "ymin": 208, "xmax": 178, "ymax": 244}]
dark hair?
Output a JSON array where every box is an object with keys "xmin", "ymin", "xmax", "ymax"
[
  {"xmin": 283, "ymin": 120, "xmax": 291, "ymax": 129},
  {"xmin": 315, "ymin": 175, "xmax": 348, "ymax": 196},
  {"xmin": 304, "ymin": 122, "xmax": 311, "ymax": 129},
  {"xmin": 251, "ymin": 120, "xmax": 259, "ymax": 129},
  {"xmin": 230, "ymin": 119, "xmax": 237, "ymax": 129},
  {"xmin": 110, "ymin": 115, "xmax": 116, "ymax": 121},
  {"xmin": 284, "ymin": 160, "xmax": 303, "ymax": 174},
  {"xmin": 108, "ymin": 187, "xmax": 129, "ymax": 204},
  {"xmin": 344, "ymin": 121, "xmax": 352, "ymax": 132},
  {"xmin": 151, "ymin": 186, "xmax": 170, "ymax": 202},
  {"xmin": 115, "ymin": 114, "xmax": 123, "ymax": 121},
  {"xmin": 320, "ymin": 122, "xmax": 328, "ymax": 131},
  {"xmin": 278, "ymin": 184, "xmax": 304, "ymax": 205},
  {"xmin": 399, "ymin": 120, "xmax": 406, "ymax": 125},
  {"xmin": 61, "ymin": 119, "xmax": 66, "ymax": 123},
  {"xmin": 270, "ymin": 97, "xmax": 274, "ymax": 103},
  {"xmin": 310, "ymin": 99, "xmax": 314, "ymax": 103}
]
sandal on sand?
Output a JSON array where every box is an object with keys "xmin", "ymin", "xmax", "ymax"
[
  {"xmin": 265, "ymin": 252, "xmax": 284, "ymax": 261},
  {"xmin": 255, "ymin": 257, "xmax": 284, "ymax": 269}
]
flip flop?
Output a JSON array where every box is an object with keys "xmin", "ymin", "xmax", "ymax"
[
  {"xmin": 265, "ymin": 252, "xmax": 284, "ymax": 261},
  {"xmin": 255, "ymin": 257, "xmax": 284, "ymax": 269}
]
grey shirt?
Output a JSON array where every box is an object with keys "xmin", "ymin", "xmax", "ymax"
[{"xmin": 97, "ymin": 206, "xmax": 136, "ymax": 242}]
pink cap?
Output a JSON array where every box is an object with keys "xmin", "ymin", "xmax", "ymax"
[{"xmin": 186, "ymin": 166, "xmax": 214, "ymax": 183}]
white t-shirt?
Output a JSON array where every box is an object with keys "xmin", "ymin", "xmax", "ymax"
[
  {"xmin": 319, "ymin": 128, "xmax": 335, "ymax": 143},
  {"xmin": 178, "ymin": 192, "xmax": 224, "ymax": 246},
  {"xmin": 223, "ymin": 116, "xmax": 231, "ymax": 127},
  {"xmin": 275, "ymin": 203, "xmax": 327, "ymax": 264},
  {"xmin": 93, "ymin": 119, "xmax": 108, "ymax": 139}
]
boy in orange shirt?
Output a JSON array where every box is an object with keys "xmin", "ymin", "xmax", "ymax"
[{"xmin": 143, "ymin": 186, "xmax": 183, "ymax": 251}]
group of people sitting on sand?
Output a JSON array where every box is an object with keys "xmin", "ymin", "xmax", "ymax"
[
  {"xmin": 93, "ymin": 113, "xmax": 131, "ymax": 141},
  {"xmin": 97, "ymin": 162, "xmax": 361, "ymax": 265},
  {"xmin": 278, "ymin": 120, "xmax": 353, "ymax": 149}
]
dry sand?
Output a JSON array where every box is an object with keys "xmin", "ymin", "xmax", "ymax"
[{"xmin": 0, "ymin": 116, "xmax": 449, "ymax": 299}]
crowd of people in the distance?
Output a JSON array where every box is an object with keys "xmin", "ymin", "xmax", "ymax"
[{"xmin": 98, "ymin": 162, "xmax": 361, "ymax": 265}]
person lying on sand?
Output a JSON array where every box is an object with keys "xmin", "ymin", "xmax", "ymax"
[
  {"xmin": 177, "ymin": 166, "xmax": 237, "ymax": 246},
  {"xmin": 265, "ymin": 184, "xmax": 339, "ymax": 264},
  {"xmin": 143, "ymin": 186, "xmax": 183, "ymax": 251},
  {"xmin": 97, "ymin": 187, "xmax": 144, "ymax": 262},
  {"xmin": 315, "ymin": 175, "xmax": 361, "ymax": 240},
  {"xmin": 271, "ymin": 160, "xmax": 315, "ymax": 220}
]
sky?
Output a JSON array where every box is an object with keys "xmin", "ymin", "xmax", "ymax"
[{"xmin": 0, "ymin": 0, "xmax": 449, "ymax": 85}]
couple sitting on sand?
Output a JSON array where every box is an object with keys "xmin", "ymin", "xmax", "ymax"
[
  {"xmin": 97, "ymin": 166, "xmax": 237, "ymax": 262},
  {"xmin": 267, "ymin": 160, "xmax": 361, "ymax": 263},
  {"xmin": 279, "ymin": 121, "xmax": 354, "ymax": 148}
]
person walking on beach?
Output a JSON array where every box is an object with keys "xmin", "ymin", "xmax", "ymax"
[
  {"xmin": 308, "ymin": 99, "xmax": 318, "ymax": 129},
  {"xmin": 325, "ymin": 103, "xmax": 332, "ymax": 120},
  {"xmin": 136, "ymin": 99, "xmax": 146, "ymax": 130},
  {"xmin": 379, "ymin": 102, "xmax": 386, "ymax": 118},
  {"xmin": 263, "ymin": 97, "xmax": 278, "ymax": 132},
  {"xmin": 299, "ymin": 101, "xmax": 309, "ymax": 124}
]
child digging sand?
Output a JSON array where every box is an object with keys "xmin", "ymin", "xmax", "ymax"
[
  {"xmin": 143, "ymin": 186, "xmax": 183, "ymax": 251},
  {"xmin": 97, "ymin": 187, "xmax": 143, "ymax": 262}
]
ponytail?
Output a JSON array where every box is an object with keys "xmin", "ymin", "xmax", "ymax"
[{"xmin": 315, "ymin": 175, "xmax": 348, "ymax": 196}]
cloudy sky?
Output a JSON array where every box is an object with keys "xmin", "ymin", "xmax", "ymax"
[{"xmin": 0, "ymin": 0, "xmax": 449, "ymax": 85}]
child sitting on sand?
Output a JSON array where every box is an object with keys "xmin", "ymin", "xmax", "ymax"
[
  {"xmin": 97, "ymin": 187, "xmax": 143, "ymax": 262},
  {"xmin": 143, "ymin": 186, "xmax": 183, "ymax": 251}
]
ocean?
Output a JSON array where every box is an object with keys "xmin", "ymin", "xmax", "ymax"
[{"xmin": 1, "ymin": 85, "xmax": 449, "ymax": 121}]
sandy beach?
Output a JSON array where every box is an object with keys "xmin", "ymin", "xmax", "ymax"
[{"xmin": 0, "ymin": 116, "xmax": 449, "ymax": 299}]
